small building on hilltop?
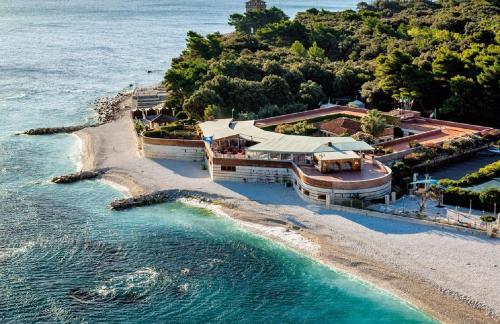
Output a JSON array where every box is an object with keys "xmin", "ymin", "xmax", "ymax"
[{"xmin": 246, "ymin": 0, "xmax": 266, "ymax": 12}]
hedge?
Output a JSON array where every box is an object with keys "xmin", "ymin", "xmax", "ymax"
[
  {"xmin": 443, "ymin": 187, "xmax": 500, "ymax": 212},
  {"xmin": 439, "ymin": 160, "xmax": 500, "ymax": 187}
]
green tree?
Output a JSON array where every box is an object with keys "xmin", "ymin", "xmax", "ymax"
[
  {"xmin": 432, "ymin": 47, "xmax": 466, "ymax": 79},
  {"xmin": 237, "ymin": 111, "xmax": 258, "ymax": 120},
  {"xmin": 375, "ymin": 50, "xmax": 427, "ymax": 102},
  {"xmin": 290, "ymin": 40, "xmax": 307, "ymax": 57},
  {"xmin": 229, "ymin": 7, "xmax": 288, "ymax": 34},
  {"xmin": 361, "ymin": 109, "xmax": 386, "ymax": 137},
  {"xmin": 256, "ymin": 20, "xmax": 309, "ymax": 46},
  {"xmin": 298, "ymin": 80, "xmax": 325, "ymax": 109},
  {"xmin": 203, "ymin": 104, "xmax": 221, "ymax": 120},
  {"xmin": 183, "ymin": 88, "xmax": 221, "ymax": 119},
  {"xmin": 164, "ymin": 59, "xmax": 208, "ymax": 97},
  {"xmin": 441, "ymin": 75, "xmax": 477, "ymax": 117},
  {"xmin": 261, "ymin": 75, "xmax": 292, "ymax": 106},
  {"xmin": 184, "ymin": 31, "xmax": 222, "ymax": 60},
  {"xmin": 307, "ymin": 42, "xmax": 325, "ymax": 59}
]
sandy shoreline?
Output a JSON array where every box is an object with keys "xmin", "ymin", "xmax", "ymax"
[{"xmin": 73, "ymin": 102, "xmax": 500, "ymax": 323}]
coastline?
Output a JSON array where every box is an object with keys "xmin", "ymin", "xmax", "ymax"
[{"xmin": 74, "ymin": 109, "xmax": 500, "ymax": 324}]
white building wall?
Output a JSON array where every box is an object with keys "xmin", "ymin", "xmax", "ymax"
[
  {"xmin": 210, "ymin": 164, "xmax": 291, "ymax": 183},
  {"xmin": 143, "ymin": 143, "xmax": 204, "ymax": 161}
]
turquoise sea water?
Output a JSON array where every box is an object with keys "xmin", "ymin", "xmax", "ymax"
[{"xmin": 0, "ymin": 1, "xmax": 435, "ymax": 322}]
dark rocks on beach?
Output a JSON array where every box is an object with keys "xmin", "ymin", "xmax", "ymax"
[
  {"xmin": 93, "ymin": 92, "xmax": 129, "ymax": 123},
  {"xmin": 109, "ymin": 190, "xmax": 218, "ymax": 210},
  {"xmin": 52, "ymin": 169, "xmax": 106, "ymax": 184}
]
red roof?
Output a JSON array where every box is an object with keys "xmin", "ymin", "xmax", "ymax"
[{"xmin": 319, "ymin": 118, "xmax": 361, "ymax": 135}]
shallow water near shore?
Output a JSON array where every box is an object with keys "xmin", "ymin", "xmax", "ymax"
[{"xmin": 1, "ymin": 0, "xmax": 435, "ymax": 322}]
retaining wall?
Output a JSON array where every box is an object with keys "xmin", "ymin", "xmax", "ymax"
[{"xmin": 141, "ymin": 136, "xmax": 205, "ymax": 161}]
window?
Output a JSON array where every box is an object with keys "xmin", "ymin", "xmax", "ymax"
[
  {"xmin": 221, "ymin": 165, "xmax": 236, "ymax": 172},
  {"xmin": 303, "ymin": 189, "xmax": 310, "ymax": 196},
  {"xmin": 318, "ymin": 194, "xmax": 326, "ymax": 200}
]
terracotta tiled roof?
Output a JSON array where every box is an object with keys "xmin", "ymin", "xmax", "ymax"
[{"xmin": 319, "ymin": 118, "xmax": 362, "ymax": 135}]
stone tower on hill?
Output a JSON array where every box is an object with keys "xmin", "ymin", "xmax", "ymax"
[{"xmin": 246, "ymin": 0, "xmax": 266, "ymax": 12}]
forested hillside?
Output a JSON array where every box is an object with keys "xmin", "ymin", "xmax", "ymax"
[{"xmin": 164, "ymin": 1, "xmax": 499, "ymax": 127}]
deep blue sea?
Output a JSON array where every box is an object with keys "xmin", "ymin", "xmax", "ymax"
[{"xmin": 0, "ymin": 1, "xmax": 435, "ymax": 322}]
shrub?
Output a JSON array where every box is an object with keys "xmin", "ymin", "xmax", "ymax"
[
  {"xmin": 275, "ymin": 121, "xmax": 317, "ymax": 135},
  {"xmin": 393, "ymin": 126, "xmax": 404, "ymax": 138},
  {"xmin": 258, "ymin": 104, "xmax": 284, "ymax": 118},
  {"xmin": 134, "ymin": 122, "xmax": 144, "ymax": 135},
  {"xmin": 374, "ymin": 145, "xmax": 393, "ymax": 155},
  {"xmin": 480, "ymin": 215, "xmax": 497, "ymax": 223},
  {"xmin": 409, "ymin": 140, "xmax": 421, "ymax": 148},
  {"xmin": 352, "ymin": 131, "xmax": 376, "ymax": 145},
  {"xmin": 160, "ymin": 122, "xmax": 184, "ymax": 132},
  {"xmin": 391, "ymin": 161, "xmax": 411, "ymax": 182},
  {"xmin": 176, "ymin": 111, "xmax": 191, "ymax": 120},
  {"xmin": 443, "ymin": 134, "xmax": 485, "ymax": 154},
  {"xmin": 143, "ymin": 129, "xmax": 163, "ymax": 138},
  {"xmin": 237, "ymin": 111, "xmax": 257, "ymax": 120},
  {"xmin": 402, "ymin": 152, "xmax": 424, "ymax": 166},
  {"xmin": 479, "ymin": 188, "xmax": 500, "ymax": 205},
  {"xmin": 443, "ymin": 187, "xmax": 500, "ymax": 212},
  {"xmin": 443, "ymin": 187, "xmax": 481, "ymax": 209}
]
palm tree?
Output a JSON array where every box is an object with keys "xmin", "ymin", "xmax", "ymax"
[{"xmin": 361, "ymin": 109, "xmax": 386, "ymax": 138}]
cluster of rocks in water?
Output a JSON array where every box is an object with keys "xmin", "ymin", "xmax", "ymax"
[
  {"xmin": 52, "ymin": 169, "xmax": 107, "ymax": 184},
  {"xmin": 93, "ymin": 92, "xmax": 129, "ymax": 123},
  {"xmin": 109, "ymin": 190, "xmax": 220, "ymax": 210}
]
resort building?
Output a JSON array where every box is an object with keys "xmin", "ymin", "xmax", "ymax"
[
  {"xmin": 198, "ymin": 119, "xmax": 392, "ymax": 204},
  {"xmin": 139, "ymin": 103, "xmax": 493, "ymax": 206}
]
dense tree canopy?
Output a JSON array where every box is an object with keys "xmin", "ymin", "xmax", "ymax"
[{"xmin": 164, "ymin": 1, "xmax": 499, "ymax": 127}]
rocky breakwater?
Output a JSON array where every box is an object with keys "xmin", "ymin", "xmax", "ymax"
[
  {"xmin": 93, "ymin": 91, "xmax": 131, "ymax": 123},
  {"xmin": 52, "ymin": 169, "xmax": 107, "ymax": 184},
  {"xmin": 109, "ymin": 190, "xmax": 221, "ymax": 210},
  {"xmin": 23, "ymin": 124, "xmax": 100, "ymax": 135}
]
